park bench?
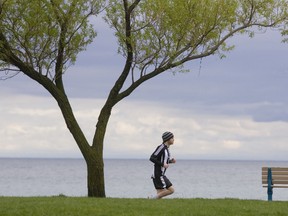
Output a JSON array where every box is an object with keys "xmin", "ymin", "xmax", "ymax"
[{"xmin": 262, "ymin": 167, "xmax": 288, "ymax": 201}]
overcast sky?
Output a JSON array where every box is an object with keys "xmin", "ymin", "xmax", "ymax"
[{"xmin": 1, "ymin": 19, "xmax": 288, "ymax": 161}]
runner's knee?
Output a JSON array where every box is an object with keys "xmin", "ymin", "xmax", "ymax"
[{"xmin": 168, "ymin": 187, "xmax": 174, "ymax": 194}]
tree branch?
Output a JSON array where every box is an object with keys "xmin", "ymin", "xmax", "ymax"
[{"xmin": 103, "ymin": 0, "xmax": 141, "ymax": 106}]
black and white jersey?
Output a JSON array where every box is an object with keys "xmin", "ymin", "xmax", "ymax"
[{"xmin": 150, "ymin": 143, "xmax": 171, "ymax": 177}]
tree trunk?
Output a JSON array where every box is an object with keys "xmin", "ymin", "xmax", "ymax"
[
  {"xmin": 86, "ymin": 102, "xmax": 113, "ymax": 197},
  {"xmin": 54, "ymin": 92, "xmax": 107, "ymax": 197},
  {"xmin": 86, "ymin": 153, "xmax": 105, "ymax": 197}
]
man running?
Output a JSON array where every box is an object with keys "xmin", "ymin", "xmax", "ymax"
[{"xmin": 149, "ymin": 131, "xmax": 176, "ymax": 199}]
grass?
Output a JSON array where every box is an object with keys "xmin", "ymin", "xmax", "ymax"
[{"xmin": 0, "ymin": 196, "xmax": 287, "ymax": 216}]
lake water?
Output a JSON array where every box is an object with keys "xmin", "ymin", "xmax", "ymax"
[{"xmin": 1, "ymin": 158, "xmax": 288, "ymax": 201}]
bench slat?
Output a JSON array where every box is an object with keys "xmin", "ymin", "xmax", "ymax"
[
  {"xmin": 262, "ymin": 176, "xmax": 288, "ymax": 181},
  {"xmin": 263, "ymin": 185, "xmax": 288, "ymax": 188},
  {"xmin": 262, "ymin": 171, "xmax": 288, "ymax": 176},
  {"xmin": 262, "ymin": 180, "xmax": 288, "ymax": 184},
  {"xmin": 262, "ymin": 167, "xmax": 288, "ymax": 172}
]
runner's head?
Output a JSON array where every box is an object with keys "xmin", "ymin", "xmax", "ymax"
[{"xmin": 162, "ymin": 131, "xmax": 174, "ymax": 145}]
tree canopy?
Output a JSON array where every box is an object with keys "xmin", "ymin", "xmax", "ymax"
[
  {"xmin": 103, "ymin": 0, "xmax": 288, "ymax": 102},
  {"xmin": 0, "ymin": 0, "xmax": 103, "ymax": 81}
]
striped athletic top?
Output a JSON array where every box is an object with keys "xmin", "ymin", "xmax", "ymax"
[{"xmin": 150, "ymin": 143, "xmax": 171, "ymax": 177}]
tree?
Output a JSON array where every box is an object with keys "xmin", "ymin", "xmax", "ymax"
[{"xmin": 0, "ymin": 0, "xmax": 287, "ymax": 197}]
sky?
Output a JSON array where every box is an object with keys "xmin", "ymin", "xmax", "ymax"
[{"xmin": 1, "ymin": 18, "xmax": 288, "ymax": 161}]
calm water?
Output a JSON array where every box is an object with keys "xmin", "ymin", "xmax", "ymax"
[{"xmin": 1, "ymin": 158, "xmax": 288, "ymax": 200}]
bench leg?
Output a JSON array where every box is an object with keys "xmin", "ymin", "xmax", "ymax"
[
  {"xmin": 267, "ymin": 168, "xmax": 273, "ymax": 201},
  {"xmin": 267, "ymin": 186, "xmax": 273, "ymax": 201}
]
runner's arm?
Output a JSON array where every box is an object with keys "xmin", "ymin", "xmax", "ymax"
[{"xmin": 150, "ymin": 154, "xmax": 163, "ymax": 167}]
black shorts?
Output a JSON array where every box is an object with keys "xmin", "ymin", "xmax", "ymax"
[{"xmin": 152, "ymin": 175, "xmax": 172, "ymax": 189}]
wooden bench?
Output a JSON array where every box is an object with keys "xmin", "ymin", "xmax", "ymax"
[{"xmin": 262, "ymin": 167, "xmax": 288, "ymax": 201}]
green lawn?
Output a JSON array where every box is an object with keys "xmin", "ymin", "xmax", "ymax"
[{"xmin": 0, "ymin": 197, "xmax": 287, "ymax": 216}]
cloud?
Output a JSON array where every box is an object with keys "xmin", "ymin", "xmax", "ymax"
[
  {"xmin": 222, "ymin": 140, "xmax": 242, "ymax": 150},
  {"xmin": 1, "ymin": 94, "xmax": 287, "ymax": 160},
  {"xmin": 251, "ymin": 102, "xmax": 288, "ymax": 122}
]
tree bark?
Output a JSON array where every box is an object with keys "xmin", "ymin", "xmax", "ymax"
[{"xmin": 86, "ymin": 153, "xmax": 105, "ymax": 197}]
